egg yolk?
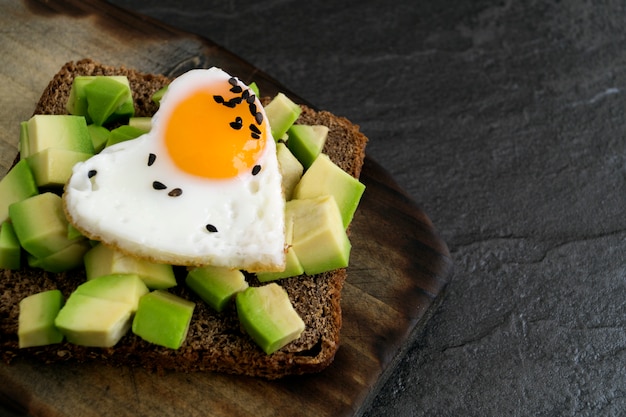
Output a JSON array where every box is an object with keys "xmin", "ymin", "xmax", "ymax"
[{"xmin": 164, "ymin": 85, "xmax": 266, "ymax": 179}]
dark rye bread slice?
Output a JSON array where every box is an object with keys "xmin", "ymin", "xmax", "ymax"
[{"xmin": 0, "ymin": 59, "xmax": 367, "ymax": 379}]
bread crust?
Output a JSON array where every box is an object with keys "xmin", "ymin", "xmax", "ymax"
[{"xmin": 0, "ymin": 59, "xmax": 367, "ymax": 379}]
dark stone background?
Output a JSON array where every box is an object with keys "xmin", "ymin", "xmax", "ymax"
[{"xmin": 104, "ymin": 1, "xmax": 626, "ymax": 415}]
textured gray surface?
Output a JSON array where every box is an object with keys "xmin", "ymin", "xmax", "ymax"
[{"xmin": 9, "ymin": 0, "xmax": 625, "ymax": 415}]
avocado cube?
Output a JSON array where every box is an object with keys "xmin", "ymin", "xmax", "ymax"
[
  {"xmin": 54, "ymin": 293, "xmax": 133, "ymax": 347},
  {"xmin": 74, "ymin": 274, "xmax": 149, "ymax": 312},
  {"xmin": 26, "ymin": 115, "xmax": 94, "ymax": 155},
  {"xmin": 287, "ymin": 124, "xmax": 329, "ymax": 169},
  {"xmin": 9, "ymin": 192, "xmax": 78, "ymax": 259},
  {"xmin": 67, "ymin": 76, "xmax": 134, "ymax": 125},
  {"xmin": 276, "ymin": 142, "xmax": 303, "ymax": 201},
  {"xmin": 19, "ymin": 121, "xmax": 30, "ymax": 158},
  {"xmin": 132, "ymin": 290, "xmax": 195, "ymax": 350},
  {"xmin": 286, "ymin": 196, "xmax": 351, "ymax": 275},
  {"xmin": 0, "ymin": 222, "xmax": 21, "ymax": 270},
  {"xmin": 26, "ymin": 148, "xmax": 93, "ymax": 188},
  {"xmin": 84, "ymin": 77, "xmax": 134, "ymax": 126},
  {"xmin": 18, "ymin": 290, "xmax": 65, "ymax": 348},
  {"xmin": 83, "ymin": 243, "xmax": 176, "ymax": 289},
  {"xmin": 264, "ymin": 93, "xmax": 302, "ymax": 140},
  {"xmin": 236, "ymin": 283, "xmax": 305, "ymax": 354},
  {"xmin": 245, "ymin": 82, "xmax": 259, "ymax": 97},
  {"xmin": 67, "ymin": 223, "xmax": 84, "ymax": 240},
  {"xmin": 128, "ymin": 117, "xmax": 152, "ymax": 133},
  {"xmin": 67, "ymin": 76, "xmax": 98, "ymax": 117},
  {"xmin": 256, "ymin": 215, "xmax": 304, "ymax": 282},
  {"xmin": 186, "ymin": 265, "xmax": 249, "ymax": 312},
  {"xmin": 53, "ymin": 274, "xmax": 149, "ymax": 348},
  {"xmin": 114, "ymin": 100, "xmax": 135, "ymax": 122},
  {"xmin": 293, "ymin": 153, "xmax": 365, "ymax": 229},
  {"xmin": 106, "ymin": 125, "xmax": 145, "ymax": 147},
  {"xmin": 27, "ymin": 240, "xmax": 91, "ymax": 273},
  {"xmin": 87, "ymin": 124, "xmax": 110, "ymax": 153},
  {"xmin": 0, "ymin": 159, "xmax": 38, "ymax": 223},
  {"xmin": 151, "ymin": 85, "xmax": 168, "ymax": 105}
]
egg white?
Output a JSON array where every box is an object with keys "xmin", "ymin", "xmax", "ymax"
[{"xmin": 63, "ymin": 68, "xmax": 286, "ymax": 272}]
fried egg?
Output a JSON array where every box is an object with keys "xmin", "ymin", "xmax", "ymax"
[{"xmin": 63, "ymin": 68, "xmax": 286, "ymax": 272}]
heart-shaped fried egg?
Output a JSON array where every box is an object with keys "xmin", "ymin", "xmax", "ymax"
[{"xmin": 63, "ymin": 68, "xmax": 286, "ymax": 272}]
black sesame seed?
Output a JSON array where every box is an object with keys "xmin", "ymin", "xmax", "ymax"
[
  {"xmin": 230, "ymin": 117, "xmax": 243, "ymax": 130},
  {"xmin": 249, "ymin": 124, "xmax": 261, "ymax": 134},
  {"xmin": 213, "ymin": 95, "xmax": 224, "ymax": 104},
  {"xmin": 168, "ymin": 188, "xmax": 183, "ymax": 197},
  {"xmin": 228, "ymin": 77, "xmax": 238, "ymax": 86},
  {"xmin": 88, "ymin": 170, "xmax": 97, "ymax": 178},
  {"xmin": 252, "ymin": 165, "xmax": 261, "ymax": 176},
  {"xmin": 248, "ymin": 102, "xmax": 257, "ymax": 115},
  {"xmin": 206, "ymin": 224, "xmax": 218, "ymax": 233},
  {"xmin": 251, "ymin": 132, "xmax": 260, "ymax": 140},
  {"xmin": 246, "ymin": 95, "xmax": 256, "ymax": 104},
  {"xmin": 242, "ymin": 90, "xmax": 250, "ymax": 100},
  {"xmin": 152, "ymin": 181, "xmax": 167, "ymax": 190},
  {"xmin": 254, "ymin": 112, "xmax": 263, "ymax": 124},
  {"xmin": 147, "ymin": 153, "xmax": 156, "ymax": 166},
  {"xmin": 230, "ymin": 85, "xmax": 243, "ymax": 94}
]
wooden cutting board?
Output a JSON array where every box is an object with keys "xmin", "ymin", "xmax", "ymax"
[{"xmin": 0, "ymin": 1, "xmax": 454, "ymax": 416}]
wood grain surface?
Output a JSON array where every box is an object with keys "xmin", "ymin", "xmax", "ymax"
[{"xmin": 0, "ymin": 1, "xmax": 453, "ymax": 416}]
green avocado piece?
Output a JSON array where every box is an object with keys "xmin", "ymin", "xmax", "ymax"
[
  {"xmin": 293, "ymin": 153, "xmax": 365, "ymax": 229},
  {"xmin": 128, "ymin": 117, "xmax": 152, "ymax": 133},
  {"xmin": 67, "ymin": 76, "xmax": 134, "ymax": 125},
  {"xmin": 114, "ymin": 100, "xmax": 135, "ymax": 122},
  {"xmin": 87, "ymin": 124, "xmax": 110, "ymax": 153},
  {"xmin": 106, "ymin": 125, "xmax": 145, "ymax": 147},
  {"xmin": 0, "ymin": 159, "xmax": 38, "ymax": 224},
  {"xmin": 151, "ymin": 85, "xmax": 168, "ymax": 105},
  {"xmin": 247, "ymin": 81, "xmax": 260, "ymax": 98},
  {"xmin": 18, "ymin": 290, "xmax": 65, "ymax": 348},
  {"xmin": 286, "ymin": 195, "xmax": 351, "ymax": 275},
  {"xmin": 52, "ymin": 274, "xmax": 149, "ymax": 348},
  {"xmin": 132, "ymin": 290, "xmax": 195, "ymax": 350},
  {"xmin": 287, "ymin": 124, "xmax": 329, "ymax": 169},
  {"xmin": 186, "ymin": 265, "xmax": 249, "ymax": 312},
  {"xmin": 26, "ymin": 148, "xmax": 93, "ymax": 188},
  {"xmin": 9, "ymin": 192, "xmax": 80, "ymax": 259},
  {"xmin": 54, "ymin": 293, "xmax": 133, "ymax": 347},
  {"xmin": 74, "ymin": 274, "xmax": 149, "ymax": 312},
  {"xmin": 66, "ymin": 76, "xmax": 99, "ymax": 117},
  {"xmin": 236, "ymin": 283, "xmax": 305, "ymax": 354},
  {"xmin": 19, "ymin": 121, "xmax": 30, "ymax": 158},
  {"xmin": 27, "ymin": 240, "xmax": 91, "ymax": 273},
  {"xmin": 67, "ymin": 223, "xmax": 83, "ymax": 241},
  {"xmin": 256, "ymin": 215, "xmax": 304, "ymax": 282},
  {"xmin": 26, "ymin": 115, "xmax": 94, "ymax": 155},
  {"xmin": 276, "ymin": 142, "xmax": 303, "ymax": 201},
  {"xmin": 264, "ymin": 93, "xmax": 302, "ymax": 140},
  {"xmin": 0, "ymin": 222, "xmax": 21, "ymax": 270},
  {"xmin": 84, "ymin": 77, "xmax": 133, "ymax": 126},
  {"xmin": 83, "ymin": 243, "xmax": 176, "ymax": 290}
]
